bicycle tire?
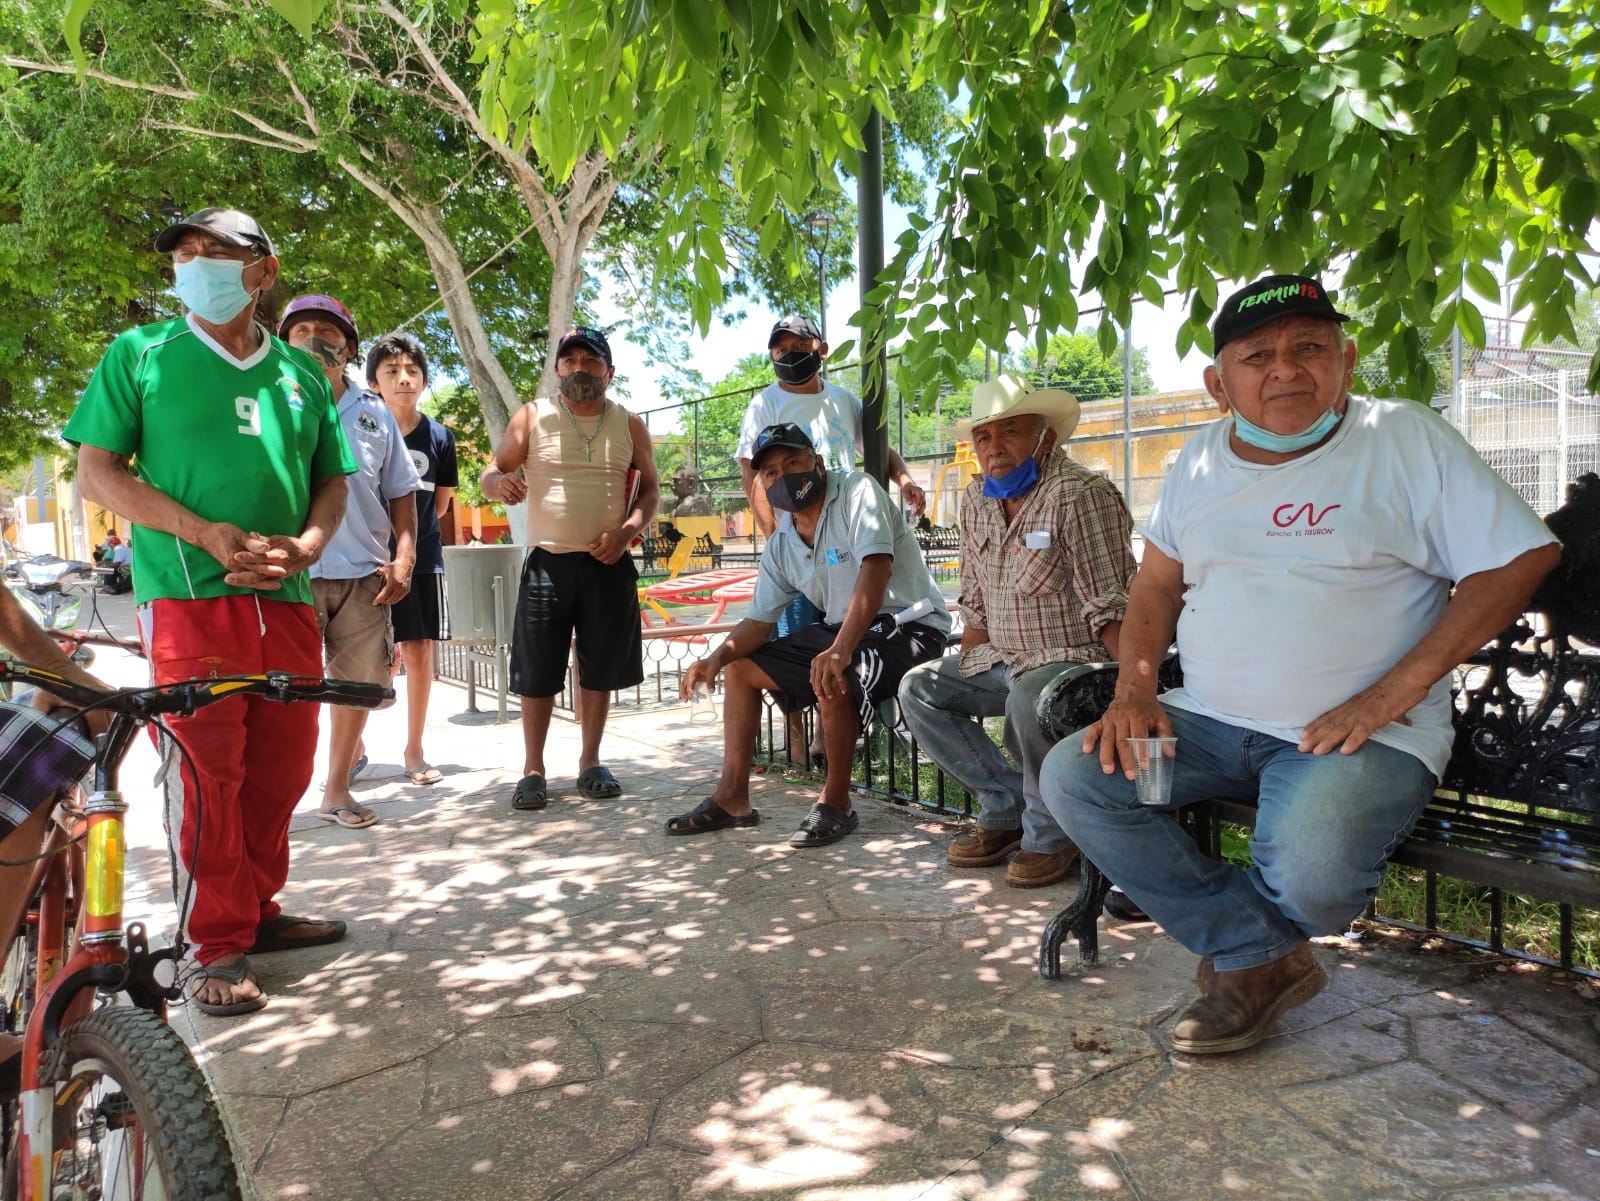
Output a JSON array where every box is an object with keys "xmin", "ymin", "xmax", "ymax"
[{"xmin": 36, "ymin": 1006, "xmax": 242, "ymax": 1201}]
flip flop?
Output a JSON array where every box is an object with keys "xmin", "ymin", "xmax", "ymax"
[
  {"xmin": 665, "ymin": 797, "xmax": 761, "ymax": 836},
  {"xmin": 511, "ymin": 774, "xmax": 548, "ymax": 811},
  {"xmin": 575, "ymin": 765, "xmax": 622, "ymax": 799},
  {"xmin": 788, "ymin": 802, "xmax": 859, "ymax": 848},
  {"xmin": 250, "ymin": 914, "xmax": 348, "ymax": 954},
  {"xmin": 188, "ymin": 956, "xmax": 267, "ymax": 1017},
  {"xmin": 316, "ymin": 804, "xmax": 378, "ymax": 829},
  {"xmin": 347, "ymin": 753, "xmax": 371, "ymax": 786},
  {"xmin": 406, "ymin": 766, "xmax": 444, "ymax": 786}
]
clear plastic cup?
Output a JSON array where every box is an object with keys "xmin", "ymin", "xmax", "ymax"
[
  {"xmin": 1126, "ymin": 737, "xmax": 1177, "ymax": 806},
  {"xmin": 688, "ymin": 682, "xmax": 719, "ymax": 725}
]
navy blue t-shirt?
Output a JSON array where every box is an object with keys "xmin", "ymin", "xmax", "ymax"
[{"xmin": 400, "ymin": 414, "xmax": 459, "ymax": 574}]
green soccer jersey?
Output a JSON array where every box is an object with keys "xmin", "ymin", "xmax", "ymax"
[{"xmin": 63, "ymin": 316, "xmax": 357, "ymax": 607}]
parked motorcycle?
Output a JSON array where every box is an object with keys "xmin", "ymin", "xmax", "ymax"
[{"xmin": 4, "ymin": 555, "xmax": 99, "ymax": 664}]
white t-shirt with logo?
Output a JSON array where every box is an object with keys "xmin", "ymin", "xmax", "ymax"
[
  {"xmin": 1143, "ymin": 396, "xmax": 1555, "ymax": 776},
  {"xmin": 735, "ymin": 380, "xmax": 864, "ymax": 473}
]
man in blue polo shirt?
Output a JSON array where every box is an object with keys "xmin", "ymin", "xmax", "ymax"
[
  {"xmin": 279, "ymin": 294, "xmax": 420, "ymax": 829},
  {"xmin": 671, "ymin": 424, "xmax": 950, "ymax": 847}
]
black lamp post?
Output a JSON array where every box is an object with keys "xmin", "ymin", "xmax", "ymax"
[
  {"xmin": 802, "ymin": 210, "xmax": 834, "ymax": 343},
  {"xmin": 158, "ymin": 198, "xmax": 183, "ymax": 222}
]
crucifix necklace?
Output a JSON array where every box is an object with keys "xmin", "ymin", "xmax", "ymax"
[{"xmin": 558, "ymin": 398, "xmax": 610, "ymax": 461}]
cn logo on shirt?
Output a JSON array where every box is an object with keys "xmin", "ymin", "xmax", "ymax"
[{"xmin": 1270, "ymin": 502, "xmax": 1341, "ymax": 537}]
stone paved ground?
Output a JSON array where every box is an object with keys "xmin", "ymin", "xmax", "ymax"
[{"xmin": 111, "ymin": 688, "xmax": 1597, "ymax": 1201}]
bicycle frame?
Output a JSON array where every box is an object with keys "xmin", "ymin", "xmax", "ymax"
[
  {"xmin": 0, "ymin": 663, "xmax": 390, "ymax": 1198},
  {"xmin": 13, "ymin": 712, "xmax": 150, "ymax": 1201}
]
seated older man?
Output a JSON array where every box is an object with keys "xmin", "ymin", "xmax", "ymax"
[
  {"xmin": 898, "ymin": 375, "xmax": 1135, "ymax": 888},
  {"xmin": 672, "ymin": 423, "xmax": 951, "ymax": 847},
  {"xmin": 1040, "ymin": 274, "xmax": 1560, "ymax": 1055}
]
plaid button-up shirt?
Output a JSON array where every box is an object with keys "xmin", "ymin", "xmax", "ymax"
[
  {"xmin": 957, "ymin": 452, "xmax": 1137, "ymax": 677},
  {"xmin": 0, "ymin": 702, "xmax": 93, "ymax": 837}
]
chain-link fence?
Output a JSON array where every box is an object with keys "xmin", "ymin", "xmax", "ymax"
[{"xmin": 1450, "ymin": 369, "xmax": 1600, "ymax": 515}]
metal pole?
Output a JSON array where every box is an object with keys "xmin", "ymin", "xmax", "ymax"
[
  {"xmin": 1122, "ymin": 327, "xmax": 1134, "ymax": 502},
  {"xmin": 858, "ymin": 111, "xmax": 888, "ymax": 485},
  {"xmin": 817, "ymin": 242, "xmax": 828, "ymax": 346}
]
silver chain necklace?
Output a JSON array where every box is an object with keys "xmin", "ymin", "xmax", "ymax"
[{"xmin": 557, "ymin": 398, "xmax": 610, "ymax": 461}]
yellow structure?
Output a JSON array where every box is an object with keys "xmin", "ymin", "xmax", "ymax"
[{"xmin": 928, "ymin": 440, "xmax": 980, "ymax": 526}]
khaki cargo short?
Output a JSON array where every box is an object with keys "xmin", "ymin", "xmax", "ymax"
[{"xmin": 312, "ymin": 575, "xmax": 397, "ymax": 705}]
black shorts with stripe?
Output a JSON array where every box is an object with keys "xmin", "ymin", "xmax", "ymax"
[{"xmin": 747, "ymin": 617, "xmax": 946, "ymax": 726}]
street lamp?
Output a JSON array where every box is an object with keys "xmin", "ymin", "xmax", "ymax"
[
  {"xmin": 158, "ymin": 197, "xmax": 183, "ymax": 221},
  {"xmin": 802, "ymin": 210, "xmax": 834, "ymax": 344}
]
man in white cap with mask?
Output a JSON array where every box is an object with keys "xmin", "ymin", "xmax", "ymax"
[{"xmin": 898, "ymin": 375, "xmax": 1136, "ymax": 888}]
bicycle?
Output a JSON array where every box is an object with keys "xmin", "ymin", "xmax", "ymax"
[{"xmin": 0, "ymin": 662, "xmax": 391, "ymax": 1200}]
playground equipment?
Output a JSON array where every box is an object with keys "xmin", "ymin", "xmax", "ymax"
[{"xmin": 928, "ymin": 440, "xmax": 981, "ymax": 526}]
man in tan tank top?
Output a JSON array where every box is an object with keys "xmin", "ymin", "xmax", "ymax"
[{"xmin": 480, "ymin": 327, "xmax": 661, "ymax": 811}]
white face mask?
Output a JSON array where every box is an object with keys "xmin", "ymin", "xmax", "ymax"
[{"xmin": 173, "ymin": 256, "xmax": 258, "ymax": 324}]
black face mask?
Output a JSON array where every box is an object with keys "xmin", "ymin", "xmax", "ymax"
[
  {"xmin": 773, "ymin": 349, "xmax": 821, "ymax": 385},
  {"xmin": 765, "ymin": 466, "xmax": 825, "ymax": 513},
  {"xmin": 559, "ymin": 370, "xmax": 606, "ymax": 405}
]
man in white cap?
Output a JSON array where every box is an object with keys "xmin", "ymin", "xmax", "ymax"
[{"xmin": 898, "ymin": 375, "xmax": 1136, "ymax": 888}]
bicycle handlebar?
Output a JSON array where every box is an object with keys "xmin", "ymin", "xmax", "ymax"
[{"xmin": 0, "ymin": 663, "xmax": 393, "ymax": 718}]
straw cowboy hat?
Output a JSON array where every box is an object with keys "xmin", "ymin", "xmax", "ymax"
[{"xmin": 960, "ymin": 374, "xmax": 1080, "ymax": 440}]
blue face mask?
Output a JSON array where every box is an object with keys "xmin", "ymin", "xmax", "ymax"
[
  {"xmin": 980, "ymin": 429, "xmax": 1047, "ymax": 500},
  {"xmin": 1231, "ymin": 406, "xmax": 1341, "ymax": 453},
  {"xmin": 173, "ymin": 256, "xmax": 259, "ymax": 324}
]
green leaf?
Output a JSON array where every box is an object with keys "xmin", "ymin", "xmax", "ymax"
[
  {"xmin": 266, "ymin": 0, "xmax": 326, "ymax": 40},
  {"xmin": 963, "ymin": 173, "xmax": 996, "ymax": 217},
  {"xmin": 62, "ymin": 0, "xmax": 96, "ymax": 71},
  {"xmin": 1481, "ymin": 0, "xmax": 1523, "ymax": 27},
  {"xmin": 1455, "ymin": 298, "xmax": 1487, "ymax": 347},
  {"xmin": 1559, "ymin": 178, "xmax": 1597, "ymax": 238},
  {"xmin": 1463, "ymin": 262, "xmax": 1500, "ymax": 304},
  {"xmin": 673, "ymin": 0, "xmax": 721, "ymax": 65}
]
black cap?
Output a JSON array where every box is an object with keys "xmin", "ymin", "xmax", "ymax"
[
  {"xmin": 751, "ymin": 422, "xmax": 816, "ymax": 469},
  {"xmin": 556, "ymin": 326, "xmax": 613, "ymax": 368},
  {"xmin": 768, "ymin": 315, "xmax": 822, "ymax": 348},
  {"xmin": 153, "ymin": 207, "xmax": 275, "ymax": 258},
  {"xmin": 1211, "ymin": 274, "xmax": 1349, "ymax": 354}
]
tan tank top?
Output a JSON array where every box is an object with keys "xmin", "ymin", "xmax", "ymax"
[{"xmin": 521, "ymin": 397, "xmax": 635, "ymax": 552}]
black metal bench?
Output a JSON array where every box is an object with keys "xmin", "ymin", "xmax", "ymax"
[
  {"xmin": 914, "ymin": 524, "xmax": 960, "ymax": 555},
  {"xmin": 691, "ymin": 533, "xmax": 723, "ymax": 569},
  {"xmin": 637, "ymin": 529, "xmax": 684, "ymax": 573},
  {"xmin": 1032, "ymin": 623, "xmax": 1600, "ymax": 980}
]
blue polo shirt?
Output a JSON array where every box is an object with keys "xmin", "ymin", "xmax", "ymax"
[
  {"xmin": 749, "ymin": 471, "xmax": 951, "ymax": 633},
  {"xmin": 312, "ymin": 382, "xmax": 421, "ymax": 579}
]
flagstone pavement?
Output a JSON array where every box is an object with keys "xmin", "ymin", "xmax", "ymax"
[{"xmin": 86, "ymin": 631, "xmax": 1597, "ymax": 1201}]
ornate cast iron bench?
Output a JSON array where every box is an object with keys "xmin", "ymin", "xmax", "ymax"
[{"xmin": 1032, "ymin": 475, "xmax": 1600, "ymax": 981}]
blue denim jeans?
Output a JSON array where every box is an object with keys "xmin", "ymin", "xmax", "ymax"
[
  {"xmin": 1039, "ymin": 704, "xmax": 1436, "ymax": 970},
  {"xmin": 897, "ymin": 656, "xmax": 1073, "ymax": 854}
]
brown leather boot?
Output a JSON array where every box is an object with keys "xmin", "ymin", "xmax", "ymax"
[
  {"xmin": 947, "ymin": 826, "xmax": 1023, "ymax": 867},
  {"xmin": 1171, "ymin": 942, "xmax": 1327, "ymax": 1054},
  {"xmin": 1003, "ymin": 846, "xmax": 1080, "ymax": 888}
]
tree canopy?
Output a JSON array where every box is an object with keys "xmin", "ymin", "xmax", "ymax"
[
  {"xmin": 23, "ymin": 0, "xmax": 1600, "ymax": 474},
  {"xmin": 469, "ymin": 0, "xmax": 1600, "ymax": 403}
]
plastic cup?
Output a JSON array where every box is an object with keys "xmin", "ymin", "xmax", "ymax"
[
  {"xmin": 688, "ymin": 683, "xmax": 719, "ymax": 725},
  {"xmin": 1127, "ymin": 737, "xmax": 1177, "ymax": 806}
]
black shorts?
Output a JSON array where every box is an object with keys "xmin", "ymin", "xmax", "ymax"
[
  {"xmin": 747, "ymin": 618, "xmax": 946, "ymax": 727},
  {"xmin": 391, "ymin": 572, "xmax": 449, "ymax": 644},
  {"xmin": 508, "ymin": 548, "xmax": 643, "ymax": 698}
]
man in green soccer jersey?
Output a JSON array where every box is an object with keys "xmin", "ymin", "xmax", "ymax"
[{"xmin": 66, "ymin": 207, "xmax": 356, "ymax": 1017}]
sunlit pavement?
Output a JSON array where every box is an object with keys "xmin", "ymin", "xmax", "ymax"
[{"xmin": 78, "ymin": 590, "xmax": 1600, "ymax": 1201}]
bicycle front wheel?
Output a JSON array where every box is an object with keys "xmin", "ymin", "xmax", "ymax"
[{"xmin": 40, "ymin": 1006, "xmax": 242, "ymax": 1201}]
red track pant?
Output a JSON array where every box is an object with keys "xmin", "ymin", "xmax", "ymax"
[{"xmin": 140, "ymin": 595, "xmax": 321, "ymax": 965}]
